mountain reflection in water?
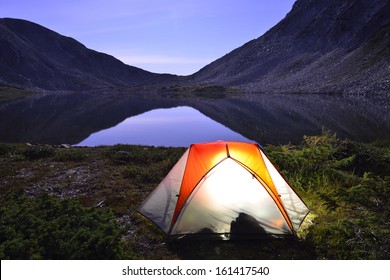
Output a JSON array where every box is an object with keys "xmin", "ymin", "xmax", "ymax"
[
  {"xmin": 0, "ymin": 92, "xmax": 389, "ymax": 146},
  {"xmin": 75, "ymin": 106, "xmax": 252, "ymax": 147}
]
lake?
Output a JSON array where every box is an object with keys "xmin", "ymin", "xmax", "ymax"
[
  {"xmin": 0, "ymin": 92, "xmax": 389, "ymax": 146},
  {"xmin": 75, "ymin": 106, "xmax": 252, "ymax": 147}
]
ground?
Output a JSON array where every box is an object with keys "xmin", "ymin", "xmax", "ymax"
[{"xmin": 0, "ymin": 133, "xmax": 389, "ymax": 259}]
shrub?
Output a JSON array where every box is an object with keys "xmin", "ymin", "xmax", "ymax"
[
  {"xmin": 122, "ymin": 165, "xmax": 159, "ymax": 184},
  {"xmin": 343, "ymin": 141, "xmax": 390, "ymax": 176},
  {"xmin": 0, "ymin": 143, "xmax": 11, "ymax": 156},
  {"xmin": 264, "ymin": 132, "xmax": 390, "ymax": 259},
  {"xmin": 107, "ymin": 145, "xmax": 155, "ymax": 164},
  {"xmin": 0, "ymin": 143, "xmax": 24, "ymax": 158},
  {"xmin": 54, "ymin": 149, "xmax": 87, "ymax": 161},
  {"xmin": 0, "ymin": 192, "xmax": 133, "ymax": 259},
  {"xmin": 22, "ymin": 146, "xmax": 55, "ymax": 160},
  {"xmin": 106, "ymin": 145, "xmax": 184, "ymax": 166}
]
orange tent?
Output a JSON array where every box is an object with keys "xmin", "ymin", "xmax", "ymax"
[{"xmin": 139, "ymin": 141, "xmax": 309, "ymax": 240}]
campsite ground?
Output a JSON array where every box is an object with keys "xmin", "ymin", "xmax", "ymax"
[{"xmin": 0, "ymin": 132, "xmax": 389, "ymax": 259}]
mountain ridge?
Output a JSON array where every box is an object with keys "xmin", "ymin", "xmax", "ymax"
[
  {"xmin": 1, "ymin": 0, "xmax": 389, "ymax": 94},
  {"xmin": 0, "ymin": 18, "xmax": 178, "ymax": 91},
  {"xmin": 190, "ymin": 0, "xmax": 390, "ymax": 94}
]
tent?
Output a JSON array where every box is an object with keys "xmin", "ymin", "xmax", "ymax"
[{"xmin": 138, "ymin": 141, "xmax": 309, "ymax": 240}]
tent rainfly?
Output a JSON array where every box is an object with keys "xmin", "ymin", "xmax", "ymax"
[{"xmin": 138, "ymin": 141, "xmax": 309, "ymax": 240}]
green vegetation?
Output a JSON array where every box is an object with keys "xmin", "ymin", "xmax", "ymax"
[
  {"xmin": 0, "ymin": 133, "xmax": 389, "ymax": 259},
  {"xmin": 53, "ymin": 148, "xmax": 88, "ymax": 162},
  {"xmin": 0, "ymin": 83, "xmax": 34, "ymax": 102},
  {"xmin": 265, "ymin": 132, "xmax": 390, "ymax": 259},
  {"xmin": 158, "ymin": 84, "xmax": 240, "ymax": 99},
  {"xmin": 106, "ymin": 144, "xmax": 185, "ymax": 184},
  {"xmin": 0, "ymin": 192, "xmax": 129, "ymax": 259}
]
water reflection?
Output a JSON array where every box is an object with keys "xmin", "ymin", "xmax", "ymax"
[
  {"xmin": 0, "ymin": 92, "xmax": 389, "ymax": 146},
  {"xmin": 190, "ymin": 93, "xmax": 390, "ymax": 144},
  {"xmin": 76, "ymin": 106, "xmax": 252, "ymax": 147}
]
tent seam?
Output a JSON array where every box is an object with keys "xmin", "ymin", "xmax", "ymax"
[
  {"xmin": 169, "ymin": 157, "xmax": 230, "ymax": 235},
  {"xmin": 231, "ymin": 157, "xmax": 296, "ymax": 235}
]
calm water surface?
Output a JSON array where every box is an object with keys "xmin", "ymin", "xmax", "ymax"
[
  {"xmin": 76, "ymin": 106, "xmax": 253, "ymax": 147},
  {"xmin": 0, "ymin": 93, "xmax": 389, "ymax": 146}
]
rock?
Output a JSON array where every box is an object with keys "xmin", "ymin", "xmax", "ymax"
[{"xmin": 190, "ymin": 0, "xmax": 390, "ymax": 95}]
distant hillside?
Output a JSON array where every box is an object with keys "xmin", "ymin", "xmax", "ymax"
[
  {"xmin": 1, "ymin": 0, "xmax": 389, "ymax": 94},
  {"xmin": 191, "ymin": 0, "xmax": 390, "ymax": 94},
  {"xmin": 0, "ymin": 18, "xmax": 177, "ymax": 90}
]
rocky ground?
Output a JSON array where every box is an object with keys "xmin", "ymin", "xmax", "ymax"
[
  {"xmin": 0, "ymin": 144, "xmax": 187, "ymax": 258},
  {"xmin": 1, "ymin": 136, "xmax": 389, "ymax": 259},
  {"xmin": 0, "ymin": 144, "xmax": 314, "ymax": 260}
]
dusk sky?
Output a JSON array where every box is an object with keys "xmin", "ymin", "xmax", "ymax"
[{"xmin": 1, "ymin": 0, "xmax": 296, "ymax": 75}]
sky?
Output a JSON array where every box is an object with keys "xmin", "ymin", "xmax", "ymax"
[{"xmin": 0, "ymin": 0, "xmax": 296, "ymax": 75}]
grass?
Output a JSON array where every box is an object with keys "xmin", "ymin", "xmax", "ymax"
[{"xmin": 0, "ymin": 133, "xmax": 389, "ymax": 259}]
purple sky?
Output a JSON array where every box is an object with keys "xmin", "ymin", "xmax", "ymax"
[{"xmin": 1, "ymin": 0, "xmax": 295, "ymax": 75}]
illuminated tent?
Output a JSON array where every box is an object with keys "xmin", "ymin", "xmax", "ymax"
[{"xmin": 138, "ymin": 141, "xmax": 309, "ymax": 240}]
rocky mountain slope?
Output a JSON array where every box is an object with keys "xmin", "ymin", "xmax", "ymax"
[
  {"xmin": 1, "ymin": 0, "xmax": 389, "ymax": 94},
  {"xmin": 0, "ymin": 18, "xmax": 177, "ymax": 90},
  {"xmin": 191, "ymin": 0, "xmax": 390, "ymax": 94}
]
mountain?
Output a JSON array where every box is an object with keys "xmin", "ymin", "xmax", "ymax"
[
  {"xmin": 1, "ymin": 0, "xmax": 389, "ymax": 94},
  {"xmin": 191, "ymin": 0, "xmax": 390, "ymax": 94},
  {"xmin": 0, "ymin": 18, "xmax": 177, "ymax": 91}
]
